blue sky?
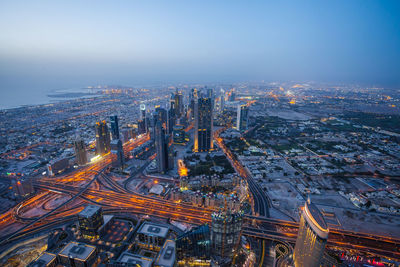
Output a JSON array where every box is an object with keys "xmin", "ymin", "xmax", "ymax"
[{"xmin": 0, "ymin": 0, "xmax": 399, "ymax": 90}]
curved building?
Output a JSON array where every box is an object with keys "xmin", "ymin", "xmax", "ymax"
[{"xmin": 293, "ymin": 198, "xmax": 329, "ymax": 267}]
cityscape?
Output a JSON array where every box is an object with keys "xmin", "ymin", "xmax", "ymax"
[{"xmin": 0, "ymin": 1, "xmax": 400, "ymax": 267}]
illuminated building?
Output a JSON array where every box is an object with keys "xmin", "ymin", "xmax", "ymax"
[
  {"xmin": 176, "ymin": 224, "xmax": 211, "ymax": 265},
  {"xmin": 57, "ymin": 241, "xmax": 97, "ymax": 267},
  {"xmin": 140, "ymin": 103, "xmax": 146, "ymax": 120},
  {"xmin": 95, "ymin": 120, "xmax": 111, "ymax": 156},
  {"xmin": 155, "ymin": 239, "xmax": 176, "ymax": 267},
  {"xmin": 172, "ymin": 124, "xmax": 185, "ymax": 144},
  {"xmin": 293, "ymin": 198, "xmax": 329, "ymax": 267},
  {"xmin": 110, "ymin": 115, "xmax": 120, "ymax": 140},
  {"xmin": 219, "ymin": 89, "xmax": 225, "ymax": 112},
  {"xmin": 47, "ymin": 157, "xmax": 69, "ymax": 176},
  {"xmin": 229, "ymin": 89, "xmax": 236, "ymax": 101},
  {"xmin": 135, "ymin": 222, "xmax": 170, "ymax": 251},
  {"xmin": 74, "ymin": 139, "xmax": 87, "ymax": 166},
  {"xmin": 111, "ymin": 139, "xmax": 124, "ymax": 168},
  {"xmin": 236, "ymin": 104, "xmax": 249, "ymax": 131},
  {"xmin": 28, "ymin": 252, "xmax": 57, "ymax": 267},
  {"xmin": 12, "ymin": 178, "xmax": 34, "ymax": 197},
  {"xmin": 194, "ymin": 96, "xmax": 213, "ymax": 152},
  {"xmin": 78, "ymin": 205, "xmax": 104, "ymax": 239},
  {"xmin": 152, "ymin": 106, "xmax": 168, "ymax": 139},
  {"xmin": 189, "ymin": 88, "xmax": 197, "ymax": 120},
  {"xmin": 138, "ymin": 119, "xmax": 147, "ymax": 135},
  {"xmin": 155, "ymin": 121, "xmax": 171, "ymax": 173},
  {"xmin": 210, "ymin": 209, "xmax": 243, "ymax": 262},
  {"xmin": 174, "ymin": 89, "xmax": 183, "ymax": 117},
  {"xmin": 110, "ymin": 251, "xmax": 153, "ymax": 267}
]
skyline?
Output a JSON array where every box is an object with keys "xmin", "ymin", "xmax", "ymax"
[{"xmin": 0, "ymin": 0, "xmax": 400, "ymax": 98}]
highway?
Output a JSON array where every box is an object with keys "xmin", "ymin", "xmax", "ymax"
[{"xmin": 1, "ymin": 132, "xmax": 400, "ymax": 261}]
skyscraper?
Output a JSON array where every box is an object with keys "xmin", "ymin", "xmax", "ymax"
[
  {"xmin": 194, "ymin": 96, "xmax": 213, "ymax": 152},
  {"xmin": 155, "ymin": 121, "xmax": 171, "ymax": 173},
  {"xmin": 236, "ymin": 104, "xmax": 249, "ymax": 131},
  {"xmin": 293, "ymin": 198, "xmax": 329, "ymax": 267},
  {"xmin": 74, "ymin": 139, "xmax": 87, "ymax": 165},
  {"xmin": 174, "ymin": 89, "xmax": 183, "ymax": 117},
  {"xmin": 219, "ymin": 89, "xmax": 225, "ymax": 112},
  {"xmin": 210, "ymin": 209, "xmax": 243, "ymax": 262},
  {"xmin": 110, "ymin": 115, "xmax": 120, "ymax": 140},
  {"xmin": 111, "ymin": 139, "xmax": 124, "ymax": 168},
  {"xmin": 78, "ymin": 205, "xmax": 104, "ymax": 240},
  {"xmin": 140, "ymin": 103, "xmax": 146, "ymax": 120},
  {"xmin": 95, "ymin": 121, "xmax": 111, "ymax": 156},
  {"xmin": 176, "ymin": 224, "xmax": 211, "ymax": 265}
]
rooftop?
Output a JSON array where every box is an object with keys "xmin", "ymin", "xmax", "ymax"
[
  {"xmin": 78, "ymin": 205, "xmax": 102, "ymax": 218},
  {"xmin": 116, "ymin": 252, "xmax": 153, "ymax": 267},
  {"xmin": 137, "ymin": 222, "xmax": 169, "ymax": 238},
  {"xmin": 28, "ymin": 252, "xmax": 56, "ymax": 267},
  {"xmin": 58, "ymin": 241, "xmax": 96, "ymax": 260},
  {"xmin": 155, "ymin": 239, "xmax": 176, "ymax": 267},
  {"xmin": 304, "ymin": 200, "xmax": 329, "ymax": 239}
]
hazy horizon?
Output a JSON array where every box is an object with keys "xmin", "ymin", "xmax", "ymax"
[{"xmin": 1, "ymin": 0, "xmax": 400, "ymax": 106}]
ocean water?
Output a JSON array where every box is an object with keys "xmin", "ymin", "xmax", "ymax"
[{"xmin": 0, "ymin": 86, "xmax": 96, "ymax": 110}]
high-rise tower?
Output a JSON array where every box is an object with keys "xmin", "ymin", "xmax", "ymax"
[
  {"xmin": 194, "ymin": 96, "xmax": 213, "ymax": 152},
  {"xmin": 95, "ymin": 121, "xmax": 111, "ymax": 156},
  {"xmin": 110, "ymin": 115, "xmax": 120, "ymax": 140},
  {"xmin": 210, "ymin": 209, "xmax": 243, "ymax": 262},
  {"xmin": 155, "ymin": 121, "xmax": 171, "ymax": 173},
  {"xmin": 236, "ymin": 104, "xmax": 249, "ymax": 131},
  {"xmin": 74, "ymin": 139, "xmax": 87, "ymax": 165},
  {"xmin": 293, "ymin": 198, "xmax": 329, "ymax": 267}
]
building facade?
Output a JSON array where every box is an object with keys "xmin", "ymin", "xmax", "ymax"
[
  {"xmin": 236, "ymin": 104, "xmax": 249, "ymax": 131},
  {"xmin": 74, "ymin": 139, "xmax": 87, "ymax": 166},
  {"xmin": 110, "ymin": 115, "xmax": 120, "ymax": 140},
  {"xmin": 194, "ymin": 96, "xmax": 213, "ymax": 152},
  {"xmin": 293, "ymin": 199, "xmax": 329, "ymax": 267},
  {"xmin": 95, "ymin": 121, "xmax": 111, "ymax": 156}
]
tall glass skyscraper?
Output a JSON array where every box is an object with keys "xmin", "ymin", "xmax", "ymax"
[
  {"xmin": 110, "ymin": 115, "xmax": 120, "ymax": 140},
  {"xmin": 194, "ymin": 96, "xmax": 213, "ymax": 152},
  {"xmin": 236, "ymin": 104, "xmax": 249, "ymax": 131},
  {"xmin": 74, "ymin": 139, "xmax": 87, "ymax": 165},
  {"xmin": 95, "ymin": 121, "xmax": 111, "ymax": 156},
  {"xmin": 293, "ymin": 198, "xmax": 329, "ymax": 267}
]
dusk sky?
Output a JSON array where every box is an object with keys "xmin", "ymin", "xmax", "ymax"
[{"xmin": 1, "ymin": 0, "xmax": 400, "ymax": 96}]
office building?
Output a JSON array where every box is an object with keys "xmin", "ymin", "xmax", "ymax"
[
  {"xmin": 95, "ymin": 121, "xmax": 111, "ymax": 156},
  {"xmin": 135, "ymin": 222, "xmax": 170, "ymax": 251},
  {"xmin": 111, "ymin": 251, "xmax": 153, "ymax": 267},
  {"xmin": 189, "ymin": 88, "xmax": 197, "ymax": 120},
  {"xmin": 138, "ymin": 119, "xmax": 147, "ymax": 135},
  {"xmin": 57, "ymin": 242, "xmax": 97, "ymax": 267},
  {"xmin": 74, "ymin": 139, "xmax": 87, "ymax": 166},
  {"xmin": 47, "ymin": 157, "xmax": 69, "ymax": 176},
  {"xmin": 140, "ymin": 103, "xmax": 146, "ymax": 120},
  {"xmin": 78, "ymin": 205, "xmax": 104, "ymax": 239},
  {"xmin": 111, "ymin": 139, "xmax": 124, "ymax": 168},
  {"xmin": 172, "ymin": 124, "xmax": 185, "ymax": 144},
  {"xmin": 174, "ymin": 89, "xmax": 183, "ymax": 118},
  {"xmin": 155, "ymin": 239, "xmax": 176, "ymax": 267},
  {"xmin": 12, "ymin": 178, "xmax": 34, "ymax": 198},
  {"xmin": 155, "ymin": 121, "xmax": 171, "ymax": 173},
  {"xmin": 28, "ymin": 252, "xmax": 57, "ymax": 267},
  {"xmin": 293, "ymin": 198, "xmax": 329, "ymax": 267},
  {"xmin": 194, "ymin": 96, "xmax": 213, "ymax": 152},
  {"xmin": 210, "ymin": 209, "xmax": 243, "ymax": 261},
  {"xmin": 229, "ymin": 89, "xmax": 236, "ymax": 101},
  {"xmin": 176, "ymin": 224, "xmax": 211, "ymax": 265},
  {"xmin": 219, "ymin": 89, "xmax": 225, "ymax": 112},
  {"xmin": 236, "ymin": 104, "xmax": 249, "ymax": 131},
  {"xmin": 110, "ymin": 115, "xmax": 120, "ymax": 140}
]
